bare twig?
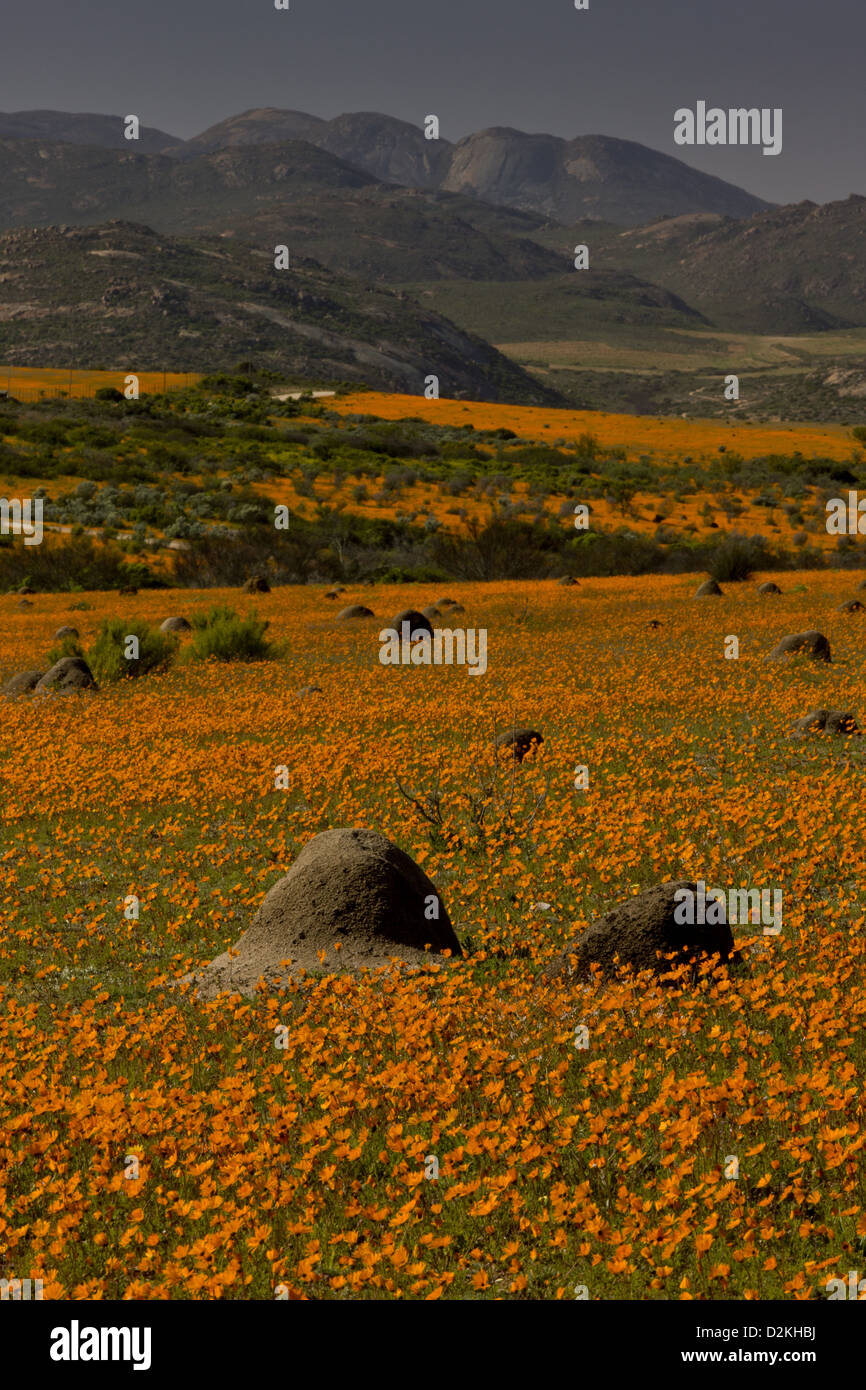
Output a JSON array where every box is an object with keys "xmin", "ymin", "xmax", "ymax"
[{"xmin": 393, "ymin": 772, "xmax": 443, "ymax": 826}]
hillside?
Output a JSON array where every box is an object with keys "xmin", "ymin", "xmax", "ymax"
[
  {"xmin": 196, "ymin": 186, "xmax": 569, "ymax": 283},
  {"xmin": 0, "ymin": 108, "xmax": 180, "ymax": 151},
  {"xmin": 0, "ymin": 138, "xmax": 377, "ymax": 229},
  {"xmin": 591, "ymin": 196, "xmax": 866, "ymax": 333},
  {"xmin": 180, "ymin": 109, "xmax": 452, "ymax": 189},
  {"xmin": 0, "ymin": 139, "xmax": 570, "ymax": 284},
  {"xmin": 439, "ymin": 129, "xmax": 769, "ymax": 226},
  {"xmin": 402, "ymin": 270, "xmax": 707, "ymax": 340},
  {"xmin": 0, "ymin": 221, "xmax": 561, "ymax": 403}
]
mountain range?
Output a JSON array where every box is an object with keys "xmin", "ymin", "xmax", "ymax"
[
  {"xmin": 0, "ymin": 106, "xmax": 769, "ymax": 226},
  {"xmin": 0, "ymin": 106, "xmax": 864, "ymax": 409}
]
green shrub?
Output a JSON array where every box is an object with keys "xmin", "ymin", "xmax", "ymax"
[
  {"xmin": 45, "ymin": 635, "xmax": 84, "ymax": 667},
  {"xmin": 0, "ymin": 537, "xmax": 163, "ymax": 592},
  {"xmin": 86, "ymin": 619, "xmax": 178, "ymax": 683},
  {"xmin": 189, "ymin": 606, "xmax": 273, "ymax": 662},
  {"xmin": 197, "ymin": 374, "xmax": 260, "ymax": 397},
  {"xmin": 575, "ymin": 431, "xmax": 599, "ymax": 459},
  {"xmin": 707, "ymin": 533, "xmax": 770, "ymax": 583}
]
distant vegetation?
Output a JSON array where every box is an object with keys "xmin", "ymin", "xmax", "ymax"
[{"xmin": 1, "ymin": 377, "xmax": 866, "ymax": 590}]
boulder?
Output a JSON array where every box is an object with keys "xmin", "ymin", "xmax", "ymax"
[
  {"xmin": 496, "ymin": 727, "xmax": 544, "ymax": 762},
  {"xmin": 767, "ymin": 630, "xmax": 831, "ymax": 663},
  {"xmin": 337, "ymin": 604, "xmax": 374, "ymax": 619},
  {"xmin": 243, "ymin": 575, "xmax": 271, "ymax": 593},
  {"xmin": 298, "ymin": 684, "xmax": 323, "ymax": 696},
  {"xmin": 694, "ymin": 579, "xmax": 723, "ymax": 597},
  {"xmin": 421, "ymin": 606, "xmax": 442, "ymax": 620},
  {"xmin": 837, "ymin": 599, "xmax": 864, "ymax": 614},
  {"xmin": 541, "ymin": 880, "xmax": 737, "ymax": 986},
  {"xmin": 3, "ymin": 669, "xmax": 45, "ymax": 698},
  {"xmin": 391, "ymin": 608, "xmax": 433, "ymax": 638},
  {"xmin": 53, "ymin": 625, "xmax": 79, "ymax": 640},
  {"xmin": 557, "ymin": 576, "xmax": 579, "ymax": 587},
  {"xmin": 758, "ymin": 582, "xmax": 781, "ymax": 594},
  {"xmin": 445, "ymin": 603, "xmax": 465, "ymax": 615},
  {"xmin": 791, "ymin": 708, "xmax": 861, "ymax": 738},
  {"xmin": 34, "ymin": 656, "xmax": 97, "ymax": 693},
  {"xmin": 185, "ymin": 827, "xmax": 462, "ymax": 999},
  {"xmin": 16, "ymin": 598, "xmax": 33, "ymax": 609},
  {"xmin": 437, "ymin": 597, "xmax": 459, "ymax": 608},
  {"xmin": 160, "ymin": 616, "xmax": 191, "ymax": 633}
]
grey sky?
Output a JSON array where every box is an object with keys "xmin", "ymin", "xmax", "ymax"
[{"xmin": 1, "ymin": 0, "xmax": 861, "ymax": 204}]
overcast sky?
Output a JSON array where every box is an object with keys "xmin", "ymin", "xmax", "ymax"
[{"xmin": 1, "ymin": 0, "xmax": 862, "ymax": 205}]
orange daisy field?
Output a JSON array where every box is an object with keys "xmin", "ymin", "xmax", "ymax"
[
  {"xmin": 333, "ymin": 392, "xmax": 857, "ymax": 463},
  {"xmin": 1, "ymin": 574, "xmax": 865, "ymax": 1300},
  {"xmin": 0, "ymin": 367, "xmax": 201, "ymax": 402}
]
